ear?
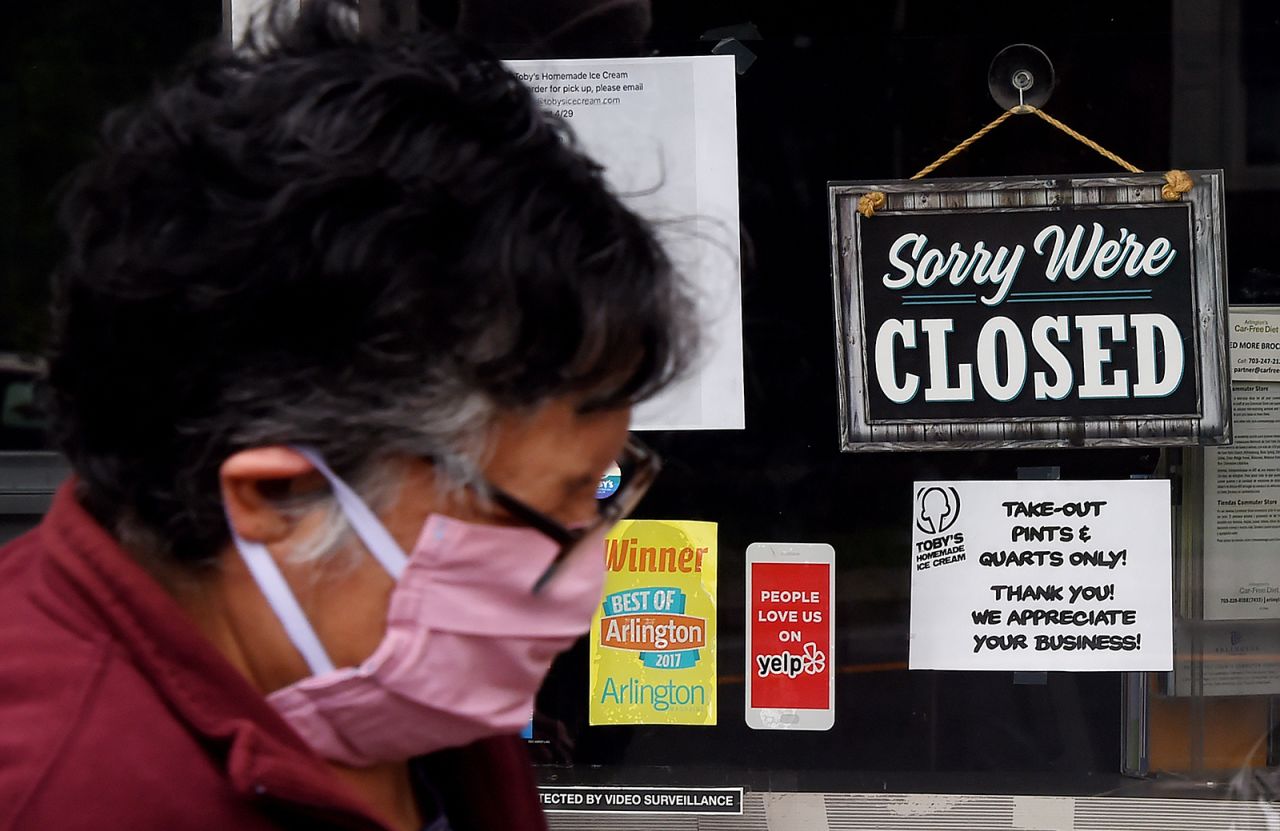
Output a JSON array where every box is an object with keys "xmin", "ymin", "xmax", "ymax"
[{"xmin": 220, "ymin": 447, "xmax": 325, "ymax": 544}]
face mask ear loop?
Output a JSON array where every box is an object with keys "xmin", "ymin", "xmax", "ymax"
[
  {"xmin": 291, "ymin": 447, "xmax": 408, "ymax": 581},
  {"xmin": 229, "ymin": 527, "xmax": 337, "ymax": 675}
]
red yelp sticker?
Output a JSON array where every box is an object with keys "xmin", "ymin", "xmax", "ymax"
[{"xmin": 750, "ymin": 562, "xmax": 831, "ymax": 709}]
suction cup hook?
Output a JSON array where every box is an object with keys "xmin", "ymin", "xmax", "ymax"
[{"xmin": 988, "ymin": 44, "xmax": 1055, "ymax": 112}]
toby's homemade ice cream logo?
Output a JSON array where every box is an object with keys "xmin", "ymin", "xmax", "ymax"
[
  {"xmin": 596, "ymin": 462, "xmax": 622, "ymax": 499},
  {"xmin": 914, "ymin": 485, "xmax": 967, "ymax": 571},
  {"xmin": 916, "ymin": 486, "xmax": 961, "ymax": 535}
]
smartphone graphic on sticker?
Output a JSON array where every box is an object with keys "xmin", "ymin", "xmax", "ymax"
[{"xmin": 745, "ymin": 542, "xmax": 835, "ymax": 731}]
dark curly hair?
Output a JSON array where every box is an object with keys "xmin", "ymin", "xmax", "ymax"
[{"xmin": 48, "ymin": 0, "xmax": 696, "ymax": 565}]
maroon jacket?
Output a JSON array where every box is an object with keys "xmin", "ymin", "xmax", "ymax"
[{"xmin": 0, "ymin": 483, "xmax": 547, "ymax": 831}]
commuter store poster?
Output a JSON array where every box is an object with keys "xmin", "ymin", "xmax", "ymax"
[
  {"xmin": 590, "ymin": 520, "xmax": 718, "ymax": 725},
  {"xmin": 1203, "ymin": 308, "xmax": 1280, "ymax": 620},
  {"xmin": 909, "ymin": 479, "xmax": 1173, "ymax": 671}
]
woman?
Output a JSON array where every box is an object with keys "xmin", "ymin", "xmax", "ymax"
[{"xmin": 0, "ymin": 2, "xmax": 695, "ymax": 829}]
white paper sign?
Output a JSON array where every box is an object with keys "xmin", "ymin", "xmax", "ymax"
[
  {"xmin": 1227, "ymin": 308, "xmax": 1280, "ymax": 382},
  {"xmin": 231, "ymin": 0, "xmax": 295, "ymax": 45},
  {"xmin": 909, "ymin": 479, "xmax": 1173, "ymax": 671},
  {"xmin": 226, "ymin": 3, "xmax": 745, "ymax": 429},
  {"xmin": 505, "ymin": 56, "xmax": 744, "ymax": 431}
]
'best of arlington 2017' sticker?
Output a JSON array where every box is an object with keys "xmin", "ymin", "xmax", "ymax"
[{"xmin": 590, "ymin": 520, "xmax": 717, "ymax": 726}]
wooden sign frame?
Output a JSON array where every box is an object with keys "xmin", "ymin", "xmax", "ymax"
[{"xmin": 829, "ymin": 170, "xmax": 1230, "ymax": 452}]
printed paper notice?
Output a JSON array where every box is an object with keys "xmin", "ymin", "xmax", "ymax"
[
  {"xmin": 909, "ymin": 480, "xmax": 1173, "ymax": 671},
  {"xmin": 1172, "ymin": 621, "xmax": 1280, "ymax": 696},
  {"xmin": 1204, "ymin": 308, "xmax": 1280, "ymax": 619},
  {"xmin": 505, "ymin": 56, "xmax": 744, "ymax": 431},
  {"xmin": 590, "ymin": 520, "xmax": 717, "ymax": 725}
]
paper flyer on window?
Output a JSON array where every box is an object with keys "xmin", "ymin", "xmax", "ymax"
[
  {"xmin": 589, "ymin": 520, "xmax": 717, "ymax": 725},
  {"xmin": 504, "ymin": 55, "xmax": 744, "ymax": 431},
  {"xmin": 908, "ymin": 479, "xmax": 1173, "ymax": 672},
  {"xmin": 1204, "ymin": 308, "xmax": 1280, "ymax": 620}
]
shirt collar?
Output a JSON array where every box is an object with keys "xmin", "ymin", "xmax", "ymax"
[{"xmin": 38, "ymin": 480, "xmax": 386, "ymax": 827}]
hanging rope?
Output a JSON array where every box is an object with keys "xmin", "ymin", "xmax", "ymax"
[
  {"xmin": 1027, "ymin": 108, "xmax": 1141, "ymax": 174},
  {"xmin": 856, "ymin": 191, "xmax": 886, "ymax": 219},
  {"xmin": 1162, "ymin": 169, "xmax": 1193, "ymax": 200},
  {"xmin": 908, "ymin": 109, "xmax": 1018, "ymax": 180},
  {"xmin": 856, "ymin": 106, "xmax": 1192, "ymax": 217}
]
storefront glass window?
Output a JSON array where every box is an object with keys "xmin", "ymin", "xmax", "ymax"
[{"xmin": 8, "ymin": 1, "xmax": 1280, "ymax": 826}]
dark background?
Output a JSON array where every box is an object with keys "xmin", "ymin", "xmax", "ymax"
[
  {"xmin": 536, "ymin": 0, "xmax": 1277, "ymax": 797},
  {"xmin": 5, "ymin": 0, "xmax": 1280, "ymax": 799}
]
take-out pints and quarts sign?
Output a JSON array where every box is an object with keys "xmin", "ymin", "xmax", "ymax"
[
  {"xmin": 829, "ymin": 172, "xmax": 1229, "ymax": 450},
  {"xmin": 908, "ymin": 479, "xmax": 1173, "ymax": 672}
]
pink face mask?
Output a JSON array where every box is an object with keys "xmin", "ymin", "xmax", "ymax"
[{"xmin": 230, "ymin": 449, "xmax": 607, "ymax": 767}]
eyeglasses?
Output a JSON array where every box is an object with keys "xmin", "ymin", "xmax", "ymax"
[{"xmin": 476, "ymin": 435, "xmax": 661, "ymax": 594}]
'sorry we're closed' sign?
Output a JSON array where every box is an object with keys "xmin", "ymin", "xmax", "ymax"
[{"xmin": 829, "ymin": 172, "xmax": 1230, "ymax": 451}]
